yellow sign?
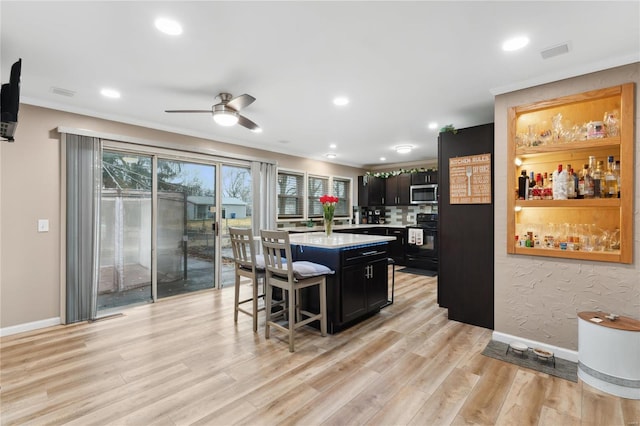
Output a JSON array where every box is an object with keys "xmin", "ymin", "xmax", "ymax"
[{"xmin": 449, "ymin": 154, "xmax": 492, "ymax": 204}]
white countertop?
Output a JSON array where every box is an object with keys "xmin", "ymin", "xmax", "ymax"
[{"xmin": 288, "ymin": 232, "xmax": 395, "ymax": 249}]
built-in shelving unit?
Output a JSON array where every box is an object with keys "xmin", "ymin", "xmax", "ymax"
[{"xmin": 507, "ymin": 83, "xmax": 634, "ymax": 264}]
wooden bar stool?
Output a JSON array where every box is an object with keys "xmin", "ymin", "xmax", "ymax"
[
  {"xmin": 260, "ymin": 229, "xmax": 333, "ymax": 352},
  {"xmin": 229, "ymin": 227, "xmax": 265, "ymax": 332}
]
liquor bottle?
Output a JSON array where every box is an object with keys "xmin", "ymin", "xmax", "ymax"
[
  {"xmin": 578, "ymin": 166, "xmax": 586, "ymax": 199},
  {"xmin": 582, "ymin": 163, "xmax": 595, "ymax": 199},
  {"xmin": 552, "ymin": 164, "xmax": 568, "ymax": 200},
  {"xmin": 567, "ymin": 166, "xmax": 578, "ymax": 199},
  {"xmin": 593, "ymin": 160, "xmax": 604, "ymax": 198},
  {"xmin": 518, "ymin": 170, "xmax": 529, "ymax": 200},
  {"xmin": 532, "ymin": 173, "xmax": 544, "ymax": 199},
  {"xmin": 604, "ymin": 156, "xmax": 618, "ymax": 198},
  {"xmin": 614, "ymin": 160, "xmax": 621, "ymax": 198}
]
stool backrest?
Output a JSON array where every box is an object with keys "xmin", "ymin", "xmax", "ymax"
[
  {"xmin": 229, "ymin": 227, "xmax": 259, "ymax": 272},
  {"xmin": 259, "ymin": 230, "xmax": 294, "ymax": 281}
]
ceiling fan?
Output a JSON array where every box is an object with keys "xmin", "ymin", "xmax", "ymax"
[{"xmin": 165, "ymin": 92, "xmax": 260, "ymax": 132}]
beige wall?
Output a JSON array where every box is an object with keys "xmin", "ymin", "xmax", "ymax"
[
  {"xmin": 494, "ymin": 62, "xmax": 640, "ymax": 351},
  {"xmin": 0, "ymin": 105, "xmax": 365, "ymax": 329}
]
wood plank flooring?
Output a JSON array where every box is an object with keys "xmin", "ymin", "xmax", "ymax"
[{"xmin": 1, "ymin": 270, "xmax": 638, "ymax": 425}]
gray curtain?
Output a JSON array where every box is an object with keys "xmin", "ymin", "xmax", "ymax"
[
  {"xmin": 251, "ymin": 161, "xmax": 277, "ymax": 234},
  {"xmin": 65, "ymin": 134, "xmax": 101, "ymax": 323}
]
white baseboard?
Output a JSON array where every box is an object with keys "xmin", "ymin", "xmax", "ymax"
[
  {"xmin": 492, "ymin": 331, "xmax": 579, "ymax": 363},
  {"xmin": 0, "ymin": 317, "xmax": 61, "ymax": 337}
]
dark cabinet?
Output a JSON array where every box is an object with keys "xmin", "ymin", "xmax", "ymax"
[
  {"xmin": 411, "ymin": 171, "xmax": 437, "ymax": 185},
  {"xmin": 292, "ymin": 242, "xmax": 389, "ymax": 333},
  {"xmin": 358, "ymin": 175, "xmax": 385, "ymax": 206},
  {"xmin": 341, "ymin": 252, "xmax": 388, "ymax": 323},
  {"xmin": 385, "ymin": 173, "xmax": 412, "ymax": 205},
  {"xmin": 438, "ymin": 123, "xmax": 494, "ymax": 330}
]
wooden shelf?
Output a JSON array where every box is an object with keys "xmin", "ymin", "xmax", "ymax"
[
  {"xmin": 507, "ymin": 83, "xmax": 634, "ymax": 264},
  {"xmin": 513, "ymin": 246, "xmax": 621, "ymax": 263},
  {"xmin": 516, "ymin": 137, "xmax": 620, "ymax": 157},
  {"xmin": 515, "ymin": 198, "xmax": 621, "ymax": 208}
]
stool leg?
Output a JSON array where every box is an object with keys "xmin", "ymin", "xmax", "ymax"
[
  {"xmin": 320, "ymin": 278, "xmax": 327, "ymax": 337},
  {"xmin": 265, "ymin": 281, "xmax": 272, "ymax": 339},
  {"xmin": 252, "ymin": 276, "xmax": 258, "ymax": 333},
  {"xmin": 288, "ymin": 286, "xmax": 295, "ymax": 352},
  {"xmin": 234, "ymin": 270, "xmax": 240, "ymax": 323},
  {"xmin": 391, "ymin": 264, "xmax": 395, "ymax": 304}
]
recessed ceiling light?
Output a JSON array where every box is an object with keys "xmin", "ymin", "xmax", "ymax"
[
  {"xmin": 380, "ymin": 157, "xmax": 386, "ymax": 161},
  {"xmin": 333, "ymin": 96, "xmax": 349, "ymax": 106},
  {"xmin": 502, "ymin": 36, "xmax": 529, "ymax": 52},
  {"xmin": 329, "ymin": 143, "xmax": 337, "ymax": 149},
  {"xmin": 395, "ymin": 145, "xmax": 413, "ymax": 154},
  {"xmin": 155, "ymin": 17, "xmax": 183, "ymax": 35},
  {"xmin": 326, "ymin": 153, "xmax": 337, "ymax": 159},
  {"xmin": 100, "ymin": 88, "xmax": 121, "ymax": 99},
  {"xmin": 428, "ymin": 122, "xmax": 438, "ymax": 130},
  {"xmin": 252, "ymin": 127, "xmax": 263, "ymax": 134}
]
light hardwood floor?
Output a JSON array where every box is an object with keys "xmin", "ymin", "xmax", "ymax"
[{"xmin": 1, "ymin": 270, "xmax": 638, "ymax": 425}]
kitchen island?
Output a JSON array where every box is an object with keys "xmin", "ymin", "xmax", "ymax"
[{"xmin": 288, "ymin": 232, "xmax": 395, "ymax": 333}]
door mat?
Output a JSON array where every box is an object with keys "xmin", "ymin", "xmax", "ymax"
[
  {"xmin": 396, "ymin": 267, "xmax": 437, "ymax": 277},
  {"xmin": 482, "ymin": 340, "xmax": 577, "ymax": 382}
]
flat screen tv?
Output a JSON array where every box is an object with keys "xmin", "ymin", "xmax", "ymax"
[{"xmin": 1, "ymin": 58, "xmax": 22, "ymax": 142}]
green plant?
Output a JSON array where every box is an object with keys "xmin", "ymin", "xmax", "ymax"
[{"xmin": 440, "ymin": 124, "xmax": 457, "ymax": 134}]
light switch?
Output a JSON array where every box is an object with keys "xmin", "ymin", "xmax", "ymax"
[{"xmin": 38, "ymin": 219, "xmax": 49, "ymax": 232}]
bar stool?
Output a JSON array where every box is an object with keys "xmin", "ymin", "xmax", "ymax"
[
  {"xmin": 260, "ymin": 229, "xmax": 333, "ymax": 352},
  {"xmin": 229, "ymin": 227, "xmax": 265, "ymax": 332}
]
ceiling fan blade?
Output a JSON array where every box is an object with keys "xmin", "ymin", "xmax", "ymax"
[
  {"xmin": 226, "ymin": 94, "xmax": 255, "ymax": 111},
  {"xmin": 165, "ymin": 109, "xmax": 212, "ymax": 113},
  {"xmin": 237, "ymin": 114, "xmax": 260, "ymax": 131}
]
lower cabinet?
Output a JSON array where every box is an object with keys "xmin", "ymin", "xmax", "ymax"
[
  {"xmin": 292, "ymin": 242, "xmax": 388, "ymax": 333},
  {"xmin": 341, "ymin": 256, "xmax": 388, "ymax": 323}
]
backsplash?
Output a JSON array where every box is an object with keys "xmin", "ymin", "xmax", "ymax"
[
  {"xmin": 384, "ymin": 205, "xmax": 436, "ymax": 226},
  {"xmin": 277, "ymin": 204, "xmax": 437, "ymax": 229}
]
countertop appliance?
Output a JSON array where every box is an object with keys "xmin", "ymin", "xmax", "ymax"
[{"xmin": 405, "ymin": 213, "xmax": 438, "ymax": 271}]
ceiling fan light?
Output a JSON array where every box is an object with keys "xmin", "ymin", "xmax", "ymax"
[
  {"xmin": 395, "ymin": 145, "xmax": 413, "ymax": 154},
  {"xmin": 213, "ymin": 111, "xmax": 239, "ymax": 126}
]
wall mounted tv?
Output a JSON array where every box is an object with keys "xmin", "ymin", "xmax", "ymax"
[{"xmin": 1, "ymin": 58, "xmax": 22, "ymax": 142}]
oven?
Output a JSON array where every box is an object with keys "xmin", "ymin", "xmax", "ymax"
[{"xmin": 406, "ymin": 213, "xmax": 438, "ymax": 271}]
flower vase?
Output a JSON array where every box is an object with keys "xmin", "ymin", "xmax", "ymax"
[{"xmin": 324, "ymin": 218, "xmax": 333, "ymax": 236}]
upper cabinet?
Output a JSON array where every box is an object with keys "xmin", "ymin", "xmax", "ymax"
[
  {"xmin": 385, "ymin": 173, "xmax": 412, "ymax": 205},
  {"xmin": 358, "ymin": 175, "xmax": 385, "ymax": 206},
  {"xmin": 411, "ymin": 171, "xmax": 437, "ymax": 185},
  {"xmin": 507, "ymin": 83, "xmax": 634, "ymax": 263}
]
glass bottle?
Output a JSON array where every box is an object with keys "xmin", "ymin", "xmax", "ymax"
[
  {"xmin": 614, "ymin": 160, "xmax": 621, "ymax": 198},
  {"xmin": 567, "ymin": 166, "xmax": 578, "ymax": 199},
  {"xmin": 552, "ymin": 164, "xmax": 568, "ymax": 200},
  {"xmin": 582, "ymin": 163, "xmax": 594, "ymax": 199},
  {"xmin": 604, "ymin": 156, "xmax": 618, "ymax": 198},
  {"xmin": 518, "ymin": 170, "xmax": 529, "ymax": 200},
  {"xmin": 592, "ymin": 160, "xmax": 604, "ymax": 198}
]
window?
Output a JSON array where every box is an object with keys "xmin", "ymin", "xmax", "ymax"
[
  {"xmin": 277, "ymin": 170, "xmax": 304, "ymax": 218},
  {"xmin": 333, "ymin": 177, "xmax": 351, "ymax": 217},
  {"xmin": 308, "ymin": 175, "xmax": 329, "ymax": 217}
]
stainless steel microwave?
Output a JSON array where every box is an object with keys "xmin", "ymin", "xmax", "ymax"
[{"xmin": 410, "ymin": 184, "xmax": 438, "ymax": 204}]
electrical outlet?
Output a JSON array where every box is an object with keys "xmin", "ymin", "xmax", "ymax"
[{"xmin": 38, "ymin": 219, "xmax": 49, "ymax": 232}]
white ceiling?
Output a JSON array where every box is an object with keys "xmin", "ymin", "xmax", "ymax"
[{"xmin": 2, "ymin": 1, "xmax": 638, "ymax": 168}]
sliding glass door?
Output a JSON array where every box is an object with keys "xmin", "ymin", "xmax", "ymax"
[
  {"xmin": 97, "ymin": 143, "xmax": 257, "ymax": 313},
  {"xmin": 98, "ymin": 151, "xmax": 153, "ymax": 311},
  {"xmin": 156, "ymin": 159, "xmax": 216, "ymax": 298}
]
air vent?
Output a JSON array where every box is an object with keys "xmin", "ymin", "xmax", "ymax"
[
  {"xmin": 50, "ymin": 87, "xmax": 76, "ymax": 97},
  {"xmin": 540, "ymin": 43, "xmax": 570, "ymax": 59}
]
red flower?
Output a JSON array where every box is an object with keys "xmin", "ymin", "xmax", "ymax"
[{"xmin": 319, "ymin": 195, "xmax": 339, "ymax": 204}]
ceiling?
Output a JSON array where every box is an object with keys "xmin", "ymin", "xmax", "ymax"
[{"xmin": 2, "ymin": 1, "xmax": 638, "ymax": 168}]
